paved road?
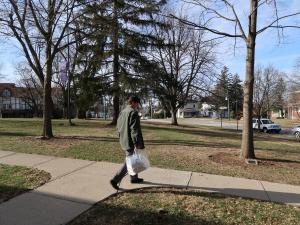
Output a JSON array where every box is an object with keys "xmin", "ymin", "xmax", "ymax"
[
  {"xmin": 144, "ymin": 118, "xmax": 298, "ymax": 137},
  {"xmin": 145, "ymin": 118, "xmax": 242, "ymax": 130}
]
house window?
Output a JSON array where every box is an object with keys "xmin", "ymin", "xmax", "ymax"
[{"xmin": 2, "ymin": 89, "xmax": 11, "ymax": 97}]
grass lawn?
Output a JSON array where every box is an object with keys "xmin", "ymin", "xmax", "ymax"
[
  {"xmin": 0, "ymin": 118, "xmax": 299, "ymax": 185},
  {"xmin": 68, "ymin": 188, "xmax": 300, "ymax": 225},
  {"xmin": 0, "ymin": 164, "xmax": 51, "ymax": 203}
]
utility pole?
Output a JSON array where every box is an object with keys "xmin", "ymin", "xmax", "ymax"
[
  {"xmin": 104, "ymin": 96, "xmax": 107, "ymax": 120},
  {"xmin": 220, "ymin": 111, "xmax": 223, "ymax": 128},
  {"xmin": 226, "ymin": 90, "xmax": 230, "ymax": 120},
  {"xmin": 236, "ymin": 100, "xmax": 238, "ymax": 131}
]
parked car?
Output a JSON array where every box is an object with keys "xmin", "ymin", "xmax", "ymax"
[
  {"xmin": 252, "ymin": 118, "xmax": 281, "ymax": 133},
  {"xmin": 291, "ymin": 125, "xmax": 300, "ymax": 139}
]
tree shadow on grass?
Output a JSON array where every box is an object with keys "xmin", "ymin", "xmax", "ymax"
[
  {"xmin": 56, "ymin": 136, "xmax": 238, "ymax": 148},
  {"xmin": 0, "ymin": 131, "xmax": 33, "ymax": 137},
  {"xmin": 68, "ymin": 191, "xmax": 233, "ymax": 225},
  {"xmin": 121, "ymin": 182, "xmax": 300, "ymax": 205},
  {"xmin": 256, "ymin": 157, "xmax": 300, "ymax": 164},
  {"xmin": 143, "ymin": 124, "xmax": 241, "ymax": 140},
  {"xmin": 0, "ymin": 185, "xmax": 29, "ymax": 204},
  {"xmin": 69, "ymin": 205, "xmax": 230, "ymax": 225},
  {"xmin": 69, "ymin": 186, "xmax": 300, "ymax": 225},
  {"xmin": 256, "ymin": 146, "xmax": 300, "ymax": 154},
  {"xmin": 55, "ymin": 136, "xmax": 119, "ymax": 142},
  {"xmin": 146, "ymin": 139, "xmax": 238, "ymax": 148}
]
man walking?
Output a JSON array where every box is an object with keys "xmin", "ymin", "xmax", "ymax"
[{"xmin": 110, "ymin": 95, "xmax": 145, "ymax": 190}]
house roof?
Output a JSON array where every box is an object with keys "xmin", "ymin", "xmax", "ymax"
[
  {"xmin": 0, "ymin": 83, "xmax": 43, "ymax": 98},
  {"xmin": 0, "ymin": 83, "xmax": 17, "ymax": 97}
]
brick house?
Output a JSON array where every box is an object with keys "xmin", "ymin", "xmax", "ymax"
[{"xmin": 285, "ymin": 91, "xmax": 300, "ymax": 120}]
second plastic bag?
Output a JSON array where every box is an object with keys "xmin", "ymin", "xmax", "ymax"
[{"xmin": 126, "ymin": 150, "xmax": 150, "ymax": 176}]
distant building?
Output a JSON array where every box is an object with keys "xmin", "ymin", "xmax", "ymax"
[
  {"xmin": 0, "ymin": 82, "xmax": 65, "ymax": 118},
  {"xmin": 0, "ymin": 83, "xmax": 37, "ymax": 118},
  {"xmin": 177, "ymin": 101, "xmax": 200, "ymax": 118},
  {"xmin": 200, "ymin": 102, "xmax": 218, "ymax": 118},
  {"xmin": 285, "ymin": 91, "xmax": 300, "ymax": 120}
]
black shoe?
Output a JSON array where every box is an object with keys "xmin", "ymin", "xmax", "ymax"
[
  {"xmin": 131, "ymin": 178, "xmax": 144, "ymax": 184},
  {"xmin": 110, "ymin": 179, "xmax": 119, "ymax": 190}
]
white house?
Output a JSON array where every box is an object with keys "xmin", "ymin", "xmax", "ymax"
[
  {"xmin": 200, "ymin": 102, "xmax": 218, "ymax": 118},
  {"xmin": 177, "ymin": 102, "xmax": 200, "ymax": 118}
]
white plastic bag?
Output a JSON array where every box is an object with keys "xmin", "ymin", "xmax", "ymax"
[{"xmin": 126, "ymin": 150, "xmax": 150, "ymax": 176}]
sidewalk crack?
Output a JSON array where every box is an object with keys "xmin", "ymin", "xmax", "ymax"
[
  {"xmin": 259, "ymin": 181, "xmax": 271, "ymax": 202},
  {"xmin": 186, "ymin": 172, "xmax": 193, "ymax": 189},
  {"xmin": 48, "ymin": 161, "xmax": 96, "ymax": 183}
]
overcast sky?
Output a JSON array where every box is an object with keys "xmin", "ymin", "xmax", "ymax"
[{"xmin": 0, "ymin": 0, "xmax": 300, "ymax": 83}]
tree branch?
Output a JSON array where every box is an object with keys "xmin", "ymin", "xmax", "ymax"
[
  {"xmin": 257, "ymin": 12, "xmax": 300, "ymax": 34},
  {"xmin": 170, "ymin": 14, "xmax": 245, "ymax": 39}
]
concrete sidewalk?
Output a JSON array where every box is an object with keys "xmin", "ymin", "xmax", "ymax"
[{"xmin": 0, "ymin": 150, "xmax": 299, "ymax": 225}]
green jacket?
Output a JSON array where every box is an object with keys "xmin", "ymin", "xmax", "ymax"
[{"xmin": 116, "ymin": 105, "xmax": 145, "ymax": 151}]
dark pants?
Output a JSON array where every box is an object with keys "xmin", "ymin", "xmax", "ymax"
[{"xmin": 112, "ymin": 149, "xmax": 138, "ymax": 183}]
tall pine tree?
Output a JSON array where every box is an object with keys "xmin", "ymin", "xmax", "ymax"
[
  {"xmin": 213, "ymin": 67, "xmax": 243, "ymax": 118},
  {"xmin": 77, "ymin": 0, "xmax": 167, "ymax": 124},
  {"xmin": 213, "ymin": 66, "xmax": 232, "ymax": 111},
  {"xmin": 229, "ymin": 74, "xmax": 243, "ymax": 118}
]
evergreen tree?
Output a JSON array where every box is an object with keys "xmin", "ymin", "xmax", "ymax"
[
  {"xmin": 77, "ymin": 0, "xmax": 167, "ymax": 125},
  {"xmin": 229, "ymin": 74, "xmax": 243, "ymax": 118},
  {"xmin": 213, "ymin": 66, "xmax": 232, "ymax": 111},
  {"xmin": 213, "ymin": 67, "xmax": 243, "ymax": 118}
]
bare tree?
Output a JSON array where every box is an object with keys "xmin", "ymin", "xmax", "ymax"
[
  {"xmin": 16, "ymin": 62, "xmax": 43, "ymax": 117},
  {"xmin": 173, "ymin": 0, "xmax": 300, "ymax": 159},
  {"xmin": 253, "ymin": 65, "xmax": 285, "ymax": 128},
  {"xmin": 149, "ymin": 13, "xmax": 216, "ymax": 125},
  {"xmin": 0, "ymin": 0, "xmax": 78, "ymax": 138},
  {"xmin": 52, "ymin": 38, "xmax": 80, "ymax": 122}
]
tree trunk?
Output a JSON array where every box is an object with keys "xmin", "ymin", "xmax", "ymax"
[
  {"xmin": 42, "ymin": 0, "xmax": 54, "ymax": 138},
  {"xmin": 110, "ymin": 0, "xmax": 120, "ymax": 126},
  {"xmin": 171, "ymin": 108, "xmax": 178, "ymax": 125},
  {"xmin": 111, "ymin": 94, "xmax": 120, "ymax": 125},
  {"xmin": 241, "ymin": 0, "xmax": 258, "ymax": 159},
  {"xmin": 42, "ymin": 63, "xmax": 53, "ymax": 138}
]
